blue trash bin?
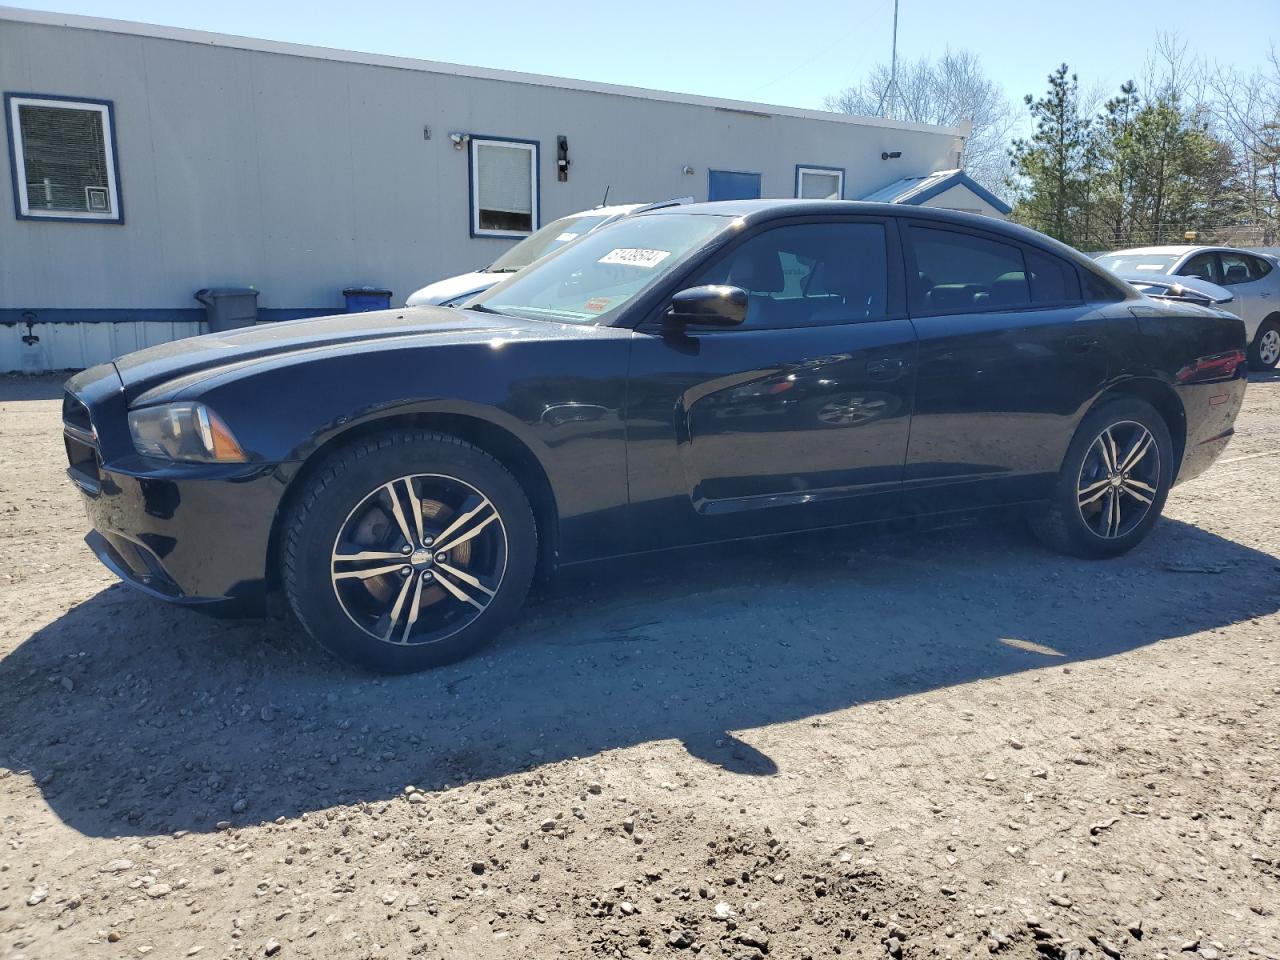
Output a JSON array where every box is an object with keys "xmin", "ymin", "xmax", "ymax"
[{"xmin": 342, "ymin": 287, "xmax": 393, "ymax": 313}]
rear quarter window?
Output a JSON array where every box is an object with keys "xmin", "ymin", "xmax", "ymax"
[{"xmin": 1025, "ymin": 248, "xmax": 1081, "ymax": 304}]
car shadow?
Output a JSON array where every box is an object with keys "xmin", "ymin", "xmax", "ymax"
[{"xmin": 1, "ymin": 515, "xmax": 1276, "ymax": 838}]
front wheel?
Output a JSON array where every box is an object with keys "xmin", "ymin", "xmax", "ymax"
[
  {"xmin": 1029, "ymin": 398, "xmax": 1173, "ymax": 559},
  {"xmin": 282, "ymin": 431, "xmax": 537, "ymax": 673},
  {"xmin": 1248, "ymin": 319, "xmax": 1280, "ymax": 371}
]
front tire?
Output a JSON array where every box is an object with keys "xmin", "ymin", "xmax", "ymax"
[
  {"xmin": 282, "ymin": 431, "xmax": 537, "ymax": 673},
  {"xmin": 1248, "ymin": 318, "xmax": 1280, "ymax": 371},
  {"xmin": 1029, "ymin": 398, "xmax": 1173, "ymax": 559}
]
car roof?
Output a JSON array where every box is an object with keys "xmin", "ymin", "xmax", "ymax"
[
  {"xmin": 636, "ymin": 199, "xmax": 1088, "ymax": 259},
  {"xmin": 1104, "ymin": 244, "xmax": 1272, "ymax": 258},
  {"xmin": 575, "ymin": 203, "xmax": 642, "ymax": 218}
]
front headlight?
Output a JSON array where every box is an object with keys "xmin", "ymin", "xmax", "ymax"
[{"xmin": 127, "ymin": 402, "xmax": 247, "ymax": 462}]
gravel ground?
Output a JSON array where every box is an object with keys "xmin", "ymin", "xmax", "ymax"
[{"xmin": 0, "ymin": 372, "xmax": 1278, "ymax": 960}]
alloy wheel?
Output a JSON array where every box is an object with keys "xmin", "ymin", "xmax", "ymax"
[
  {"xmin": 330, "ymin": 474, "xmax": 508, "ymax": 646},
  {"xmin": 1260, "ymin": 328, "xmax": 1280, "ymax": 366},
  {"xmin": 1076, "ymin": 420, "xmax": 1161, "ymax": 540}
]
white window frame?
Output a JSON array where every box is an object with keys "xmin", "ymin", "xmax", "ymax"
[
  {"xmin": 6, "ymin": 93, "xmax": 122, "ymax": 223},
  {"xmin": 795, "ymin": 165, "xmax": 844, "ymax": 201},
  {"xmin": 468, "ymin": 136, "xmax": 539, "ymax": 239}
]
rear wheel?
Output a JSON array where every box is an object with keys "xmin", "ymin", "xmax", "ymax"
[
  {"xmin": 282, "ymin": 431, "xmax": 537, "ymax": 673},
  {"xmin": 1029, "ymin": 398, "xmax": 1173, "ymax": 559},
  {"xmin": 1249, "ymin": 318, "xmax": 1280, "ymax": 371}
]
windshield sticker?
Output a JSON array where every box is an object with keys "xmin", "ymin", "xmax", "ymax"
[
  {"xmin": 584, "ymin": 297, "xmax": 612, "ymax": 313},
  {"xmin": 598, "ymin": 248, "xmax": 672, "ymax": 268},
  {"xmin": 1135, "ymin": 264, "xmax": 1167, "ymax": 271},
  {"xmin": 555, "ymin": 232, "xmax": 579, "ymax": 242}
]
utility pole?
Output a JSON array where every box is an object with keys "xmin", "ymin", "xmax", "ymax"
[{"xmin": 877, "ymin": 0, "xmax": 901, "ymax": 119}]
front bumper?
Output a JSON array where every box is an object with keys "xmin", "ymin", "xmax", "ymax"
[
  {"xmin": 63, "ymin": 368, "xmax": 287, "ymax": 613},
  {"xmin": 72, "ymin": 458, "xmax": 286, "ymax": 613}
]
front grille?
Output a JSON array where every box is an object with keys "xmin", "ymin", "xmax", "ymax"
[
  {"xmin": 63, "ymin": 391, "xmax": 101, "ymax": 492},
  {"xmin": 62, "ymin": 391, "xmax": 92, "ymax": 433}
]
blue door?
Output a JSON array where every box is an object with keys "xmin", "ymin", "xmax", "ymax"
[{"xmin": 708, "ymin": 170, "xmax": 762, "ymax": 201}]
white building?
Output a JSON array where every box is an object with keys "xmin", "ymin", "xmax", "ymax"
[{"xmin": 0, "ymin": 6, "xmax": 1004, "ymax": 372}]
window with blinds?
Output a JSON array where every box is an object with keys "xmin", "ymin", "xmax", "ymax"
[
  {"xmin": 6, "ymin": 95, "xmax": 121, "ymax": 222},
  {"xmin": 796, "ymin": 166, "xmax": 844, "ymax": 201},
  {"xmin": 470, "ymin": 138, "xmax": 538, "ymax": 237}
]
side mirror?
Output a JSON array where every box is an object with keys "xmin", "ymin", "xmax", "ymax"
[{"xmin": 665, "ymin": 285, "xmax": 748, "ymax": 327}]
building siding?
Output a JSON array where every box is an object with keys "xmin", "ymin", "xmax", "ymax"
[{"xmin": 0, "ymin": 10, "xmax": 966, "ymax": 371}]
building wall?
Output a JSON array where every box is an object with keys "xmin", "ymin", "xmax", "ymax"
[
  {"xmin": 0, "ymin": 10, "xmax": 965, "ymax": 371},
  {"xmin": 919, "ymin": 184, "xmax": 1009, "ymax": 220}
]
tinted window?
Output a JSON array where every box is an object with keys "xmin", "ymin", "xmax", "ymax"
[
  {"xmin": 1180, "ymin": 253, "xmax": 1220, "ymax": 284},
  {"xmin": 1025, "ymin": 248, "xmax": 1081, "ymax": 303},
  {"xmin": 1250, "ymin": 255, "xmax": 1274, "ymax": 279},
  {"xmin": 1081, "ymin": 269, "xmax": 1126, "ymax": 302},
  {"xmin": 909, "ymin": 227, "xmax": 1029, "ymax": 312},
  {"xmin": 691, "ymin": 222, "xmax": 889, "ymax": 329},
  {"xmin": 1218, "ymin": 252, "xmax": 1256, "ymax": 285}
]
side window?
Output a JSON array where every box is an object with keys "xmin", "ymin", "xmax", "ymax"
[
  {"xmin": 1080, "ymin": 269, "xmax": 1126, "ymax": 303},
  {"xmin": 908, "ymin": 227, "xmax": 1029, "ymax": 312},
  {"xmin": 690, "ymin": 222, "xmax": 889, "ymax": 329},
  {"xmin": 1180, "ymin": 253, "xmax": 1220, "ymax": 284},
  {"xmin": 1218, "ymin": 252, "xmax": 1254, "ymax": 285},
  {"xmin": 1025, "ymin": 248, "xmax": 1081, "ymax": 304},
  {"xmin": 1249, "ymin": 255, "xmax": 1273, "ymax": 279}
]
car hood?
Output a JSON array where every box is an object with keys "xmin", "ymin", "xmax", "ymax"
[
  {"xmin": 404, "ymin": 271, "xmax": 500, "ymax": 306},
  {"xmin": 112, "ymin": 306, "xmax": 544, "ymax": 401}
]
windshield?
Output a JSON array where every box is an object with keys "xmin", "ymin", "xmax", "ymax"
[
  {"xmin": 488, "ymin": 213, "xmax": 615, "ymax": 273},
  {"xmin": 473, "ymin": 213, "xmax": 729, "ymax": 323},
  {"xmin": 1096, "ymin": 253, "xmax": 1180, "ymax": 275}
]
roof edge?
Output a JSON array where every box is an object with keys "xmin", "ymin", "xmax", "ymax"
[
  {"xmin": 0, "ymin": 5, "xmax": 965, "ymax": 138},
  {"xmin": 906, "ymin": 170, "xmax": 1013, "ymax": 216}
]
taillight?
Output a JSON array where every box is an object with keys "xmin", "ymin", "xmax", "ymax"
[{"xmin": 1175, "ymin": 350, "xmax": 1246, "ymax": 384}]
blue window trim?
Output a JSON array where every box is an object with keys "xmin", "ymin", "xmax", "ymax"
[
  {"xmin": 4, "ymin": 91, "xmax": 125, "ymax": 225},
  {"xmin": 793, "ymin": 164, "xmax": 845, "ymax": 200},
  {"xmin": 906, "ymin": 170, "xmax": 1012, "ymax": 216},
  {"xmin": 466, "ymin": 134, "xmax": 540, "ymax": 240},
  {"xmin": 707, "ymin": 169, "xmax": 763, "ymax": 201}
]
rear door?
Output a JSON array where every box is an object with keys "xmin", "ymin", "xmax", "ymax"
[
  {"xmin": 1214, "ymin": 251, "xmax": 1271, "ymax": 333},
  {"xmin": 901, "ymin": 222, "xmax": 1113, "ymax": 511},
  {"xmin": 623, "ymin": 216, "xmax": 917, "ymax": 551}
]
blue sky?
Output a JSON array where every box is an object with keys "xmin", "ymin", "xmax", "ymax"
[{"xmin": 17, "ymin": 0, "xmax": 1279, "ymax": 125}]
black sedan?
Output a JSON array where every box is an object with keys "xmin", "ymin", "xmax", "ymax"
[{"xmin": 63, "ymin": 201, "xmax": 1248, "ymax": 672}]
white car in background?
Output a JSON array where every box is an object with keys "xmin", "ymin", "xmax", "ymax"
[
  {"xmin": 1096, "ymin": 246, "xmax": 1280, "ymax": 370},
  {"xmin": 406, "ymin": 200, "xmax": 689, "ymax": 307}
]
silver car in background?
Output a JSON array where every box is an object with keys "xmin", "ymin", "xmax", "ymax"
[{"xmin": 1096, "ymin": 246, "xmax": 1280, "ymax": 370}]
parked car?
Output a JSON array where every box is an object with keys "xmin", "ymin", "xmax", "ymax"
[
  {"xmin": 63, "ymin": 201, "xmax": 1247, "ymax": 673},
  {"xmin": 1096, "ymin": 246, "xmax": 1280, "ymax": 370},
  {"xmin": 405, "ymin": 199, "xmax": 691, "ymax": 306}
]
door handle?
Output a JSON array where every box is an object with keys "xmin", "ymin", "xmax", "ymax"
[{"xmin": 867, "ymin": 357, "xmax": 906, "ymax": 379}]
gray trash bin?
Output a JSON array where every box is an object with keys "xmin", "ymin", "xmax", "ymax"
[{"xmin": 195, "ymin": 287, "xmax": 259, "ymax": 332}]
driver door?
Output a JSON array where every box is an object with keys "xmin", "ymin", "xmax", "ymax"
[{"xmin": 622, "ymin": 217, "xmax": 917, "ymax": 552}]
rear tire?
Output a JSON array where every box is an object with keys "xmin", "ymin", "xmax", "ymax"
[
  {"xmin": 1248, "ymin": 318, "xmax": 1280, "ymax": 371},
  {"xmin": 282, "ymin": 430, "xmax": 537, "ymax": 673},
  {"xmin": 1029, "ymin": 398, "xmax": 1173, "ymax": 559}
]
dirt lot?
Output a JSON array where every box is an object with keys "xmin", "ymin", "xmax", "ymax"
[{"xmin": 0, "ymin": 372, "xmax": 1278, "ymax": 960}]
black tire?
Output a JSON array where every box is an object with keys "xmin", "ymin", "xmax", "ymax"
[
  {"xmin": 1247, "ymin": 317, "xmax": 1280, "ymax": 371},
  {"xmin": 282, "ymin": 430, "xmax": 537, "ymax": 673},
  {"xmin": 1029, "ymin": 397, "xmax": 1173, "ymax": 559}
]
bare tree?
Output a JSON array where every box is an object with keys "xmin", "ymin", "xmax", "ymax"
[
  {"xmin": 824, "ymin": 48, "xmax": 1016, "ymax": 195},
  {"xmin": 1207, "ymin": 45, "xmax": 1280, "ymax": 243}
]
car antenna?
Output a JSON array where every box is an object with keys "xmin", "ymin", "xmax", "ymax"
[{"xmin": 599, "ymin": 184, "xmax": 611, "ymax": 208}]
